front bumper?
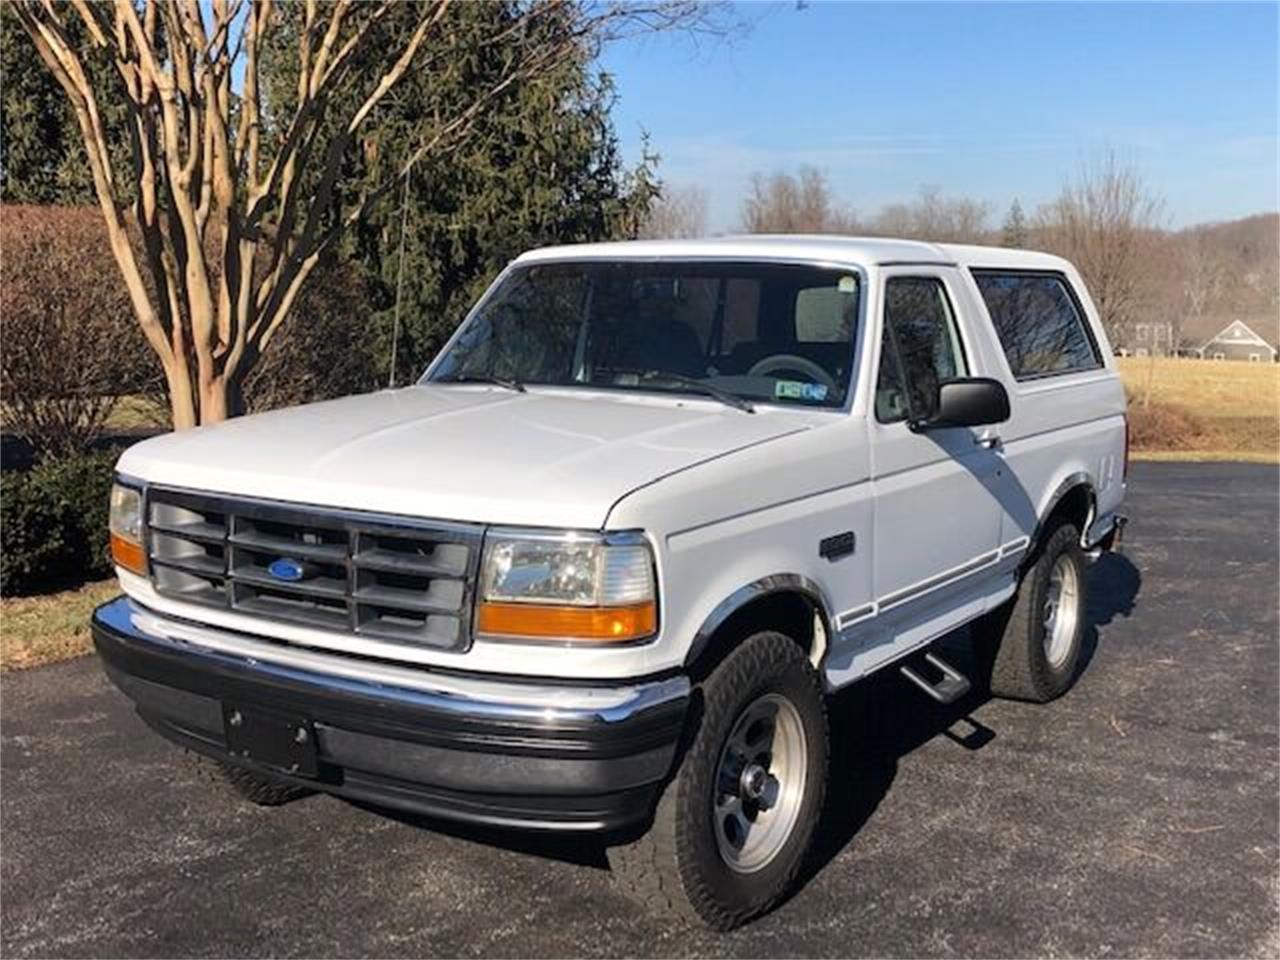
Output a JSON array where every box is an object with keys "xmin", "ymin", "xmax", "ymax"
[{"xmin": 92, "ymin": 596, "xmax": 689, "ymax": 832}]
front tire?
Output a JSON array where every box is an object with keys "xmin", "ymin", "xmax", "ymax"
[
  {"xmin": 608, "ymin": 632, "xmax": 829, "ymax": 930},
  {"xmin": 977, "ymin": 521, "xmax": 1088, "ymax": 702}
]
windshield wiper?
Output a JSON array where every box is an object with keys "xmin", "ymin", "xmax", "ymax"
[
  {"xmin": 439, "ymin": 374, "xmax": 525, "ymax": 393},
  {"xmin": 639, "ymin": 371, "xmax": 754, "ymax": 414}
]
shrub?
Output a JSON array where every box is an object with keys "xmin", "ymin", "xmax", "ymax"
[
  {"xmin": 0, "ymin": 449, "xmax": 117, "ymax": 595},
  {"xmin": 244, "ymin": 258, "xmax": 382, "ymax": 413},
  {"xmin": 0, "ymin": 205, "xmax": 163, "ymax": 459},
  {"xmin": 1126, "ymin": 400, "xmax": 1209, "ymax": 451}
]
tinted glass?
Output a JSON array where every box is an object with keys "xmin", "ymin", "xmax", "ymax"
[
  {"xmin": 876, "ymin": 277, "xmax": 966, "ymax": 423},
  {"xmin": 972, "ymin": 272, "xmax": 1101, "ymax": 379},
  {"xmin": 428, "ymin": 261, "xmax": 861, "ymax": 408}
]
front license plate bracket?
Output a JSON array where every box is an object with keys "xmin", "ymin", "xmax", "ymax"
[{"xmin": 222, "ymin": 703, "xmax": 318, "ymax": 777}]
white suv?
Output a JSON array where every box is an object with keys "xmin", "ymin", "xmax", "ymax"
[{"xmin": 95, "ymin": 236, "xmax": 1127, "ymax": 929}]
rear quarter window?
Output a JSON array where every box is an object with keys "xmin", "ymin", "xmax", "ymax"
[{"xmin": 971, "ymin": 271, "xmax": 1102, "ymax": 380}]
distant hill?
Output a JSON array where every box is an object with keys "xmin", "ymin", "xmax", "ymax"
[{"xmin": 1177, "ymin": 212, "xmax": 1279, "ymax": 347}]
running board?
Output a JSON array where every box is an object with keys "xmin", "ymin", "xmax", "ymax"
[{"xmin": 899, "ymin": 651, "xmax": 971, "ymax": 705}]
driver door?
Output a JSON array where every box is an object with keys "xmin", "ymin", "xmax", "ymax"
[{"xmin": 864, "ymin": 268, "xmax": 1004, "ymax": 668}]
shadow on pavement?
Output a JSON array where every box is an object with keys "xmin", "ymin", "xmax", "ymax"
[{"xmin": 803, "ymin": 548, "xmax": 1142, "ymax": 890}]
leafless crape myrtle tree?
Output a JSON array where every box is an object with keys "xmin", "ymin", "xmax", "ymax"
[{"xmin": 15, "ymin": 0, "xmax": 726, "ymax": 427}]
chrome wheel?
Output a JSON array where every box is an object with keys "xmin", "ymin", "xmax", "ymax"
[
  {"xmin": 1042, "ymin": 554, "xmax": 1081, "ymax": 669},
  {"xmin": 713, "ymin": 693, "xmax": 808, "ymax": 874}
]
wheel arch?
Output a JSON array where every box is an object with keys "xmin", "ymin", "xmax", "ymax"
[
  {"xmin": 683, "ymin": 574, "xmax": 834, "ymax": 680},
  {"xmin": 1032, "ymin": 471, "xmax": 1097, "ymax": 555}
]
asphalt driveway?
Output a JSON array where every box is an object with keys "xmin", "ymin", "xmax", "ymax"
[{"xmin": 2, "ymin": 462, "xmax": 1277, "ymax": 958}]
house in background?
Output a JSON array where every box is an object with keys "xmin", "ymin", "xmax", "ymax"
[
  {"xmin": 1196, "ymin": 320, "xmax": 1278, "ymax": 362},
  {"xmin": 1126, "ymin": 321, "xmax": 1175, "ymax": 357}
]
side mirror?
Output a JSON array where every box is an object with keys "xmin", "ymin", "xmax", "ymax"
[{"xmin": 912, "ymin": 377, "xmax": 1010, "ymax": 430}]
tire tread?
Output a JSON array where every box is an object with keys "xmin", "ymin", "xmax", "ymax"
[
  {"xmin": 983, "ymin": 521, "xmax": 1086, "ymax": 702},
  {"xmin": 186, "ymin": 751, "xmax": 312, "ymax": 806},
  {"xmin": 609, "ymin": 633, "xmax": 827, "ymax": 930}
]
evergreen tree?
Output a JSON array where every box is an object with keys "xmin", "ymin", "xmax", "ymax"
[
  {"xmin": 262, "ymin": 2, "xmax": 661, "ymax": 382},
  {"xmin": 1002, "ymin": 199, "xmax": 1029, "ymax": 248},
  {"xmin": 0, "ymin": 4, "xmax": 131, "ymax": 204}
]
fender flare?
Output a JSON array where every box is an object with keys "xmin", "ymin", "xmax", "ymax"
[
  {"xmin": 1032, "ymin": 471, "xmax": 1096, "ymax": 550},
  {"xmin": 683, "ymin": 573, "xmax": 835, "ymax": 670}
]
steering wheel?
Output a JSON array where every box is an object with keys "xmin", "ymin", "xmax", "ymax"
[{"xmin": 747, "ymin": 354, "xmax": 837, "ymax": 392}]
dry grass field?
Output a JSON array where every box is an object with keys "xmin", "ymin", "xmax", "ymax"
[
  {"xmin": 0, "ymin": 580, "xmax": 118, "ymax": 672},
  {"xmin": 1117, "ymin": 356, "xmax": 1279, "ymax": 462}
]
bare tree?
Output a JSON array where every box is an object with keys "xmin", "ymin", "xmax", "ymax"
[
  {"xmin": 868, "ymin": 186, "xmax": 990, "ymax": 243},
  {"xmin": 639, "ymin": 183, "xmax": 709, "ymax": 239},
  {"xmin": 740, "ymin": 166, "xmax": 857, "ymax": 234},
  {"xmin": 14, "ymin": 0, "xmax": 722, "ymax": 428},
  {"xmin": 1178, "ymin": 226, "xmax": 1230, "ymax": 350},
  {"xmin": 1034, "ymin": 149, "xmax": 1165, "ymax": 347}
]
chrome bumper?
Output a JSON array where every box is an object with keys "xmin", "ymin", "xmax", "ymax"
[{"xmin": 92, "ymin": 596, "xmax": 689, "ymax": 831}]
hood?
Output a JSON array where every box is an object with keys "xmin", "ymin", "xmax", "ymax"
[{"xmin": 118, "ymin": 385, "xmax": 813, "ymax": 529}]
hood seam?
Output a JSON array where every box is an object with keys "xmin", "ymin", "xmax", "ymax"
[{"xmin": 599, "ymin": 426, "xmax": 812, "ymax": 530}]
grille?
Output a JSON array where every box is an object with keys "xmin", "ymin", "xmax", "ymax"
[{"xmin": 145, "ymin": 487, "xmax": 482, "ymax": 651}]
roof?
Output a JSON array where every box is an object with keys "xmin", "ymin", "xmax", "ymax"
[
  {"xmin": 1200, "ymin": 319, "xmax": 1278, "ymax": 352},
  {"xmin": 516, "ymin": 235, "xmax": 1074, "ymax": 272}
]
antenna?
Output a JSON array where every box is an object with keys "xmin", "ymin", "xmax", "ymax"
[{"xmin": 388, "ymin": 170, "xmax": 411, "ymax": 388}]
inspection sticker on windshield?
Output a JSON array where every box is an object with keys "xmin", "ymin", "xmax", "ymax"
[{"xmin": 775, "ymin": 380, "xmax": 828, "ymax": 403}]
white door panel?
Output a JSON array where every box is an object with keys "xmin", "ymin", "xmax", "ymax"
[{"xmin": 863, "ymin": 267, "xmax": 1004, "ymax": 665}]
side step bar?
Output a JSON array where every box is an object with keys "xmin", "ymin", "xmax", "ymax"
[{"xmin": 900, "ymin": 651, "xmax": 971, "ymax": 705}]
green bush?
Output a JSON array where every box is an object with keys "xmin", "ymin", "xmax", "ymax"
[{"xmin": 1, "ymin": 450, "xmax": 118, "ymax": 595}]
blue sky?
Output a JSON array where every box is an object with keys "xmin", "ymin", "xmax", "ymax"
[{"xmin": 599, "ymin": 1, "xmax": 1278, "ymax": 231}]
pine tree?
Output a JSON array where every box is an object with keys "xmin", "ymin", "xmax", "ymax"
[
  {"xmin": 1002, "ymin": 199, "xmax": 1029, "ymax": 248},
  {"xmin": 0, "ymin": 4, "xmax": 131, "ymax": 204}
]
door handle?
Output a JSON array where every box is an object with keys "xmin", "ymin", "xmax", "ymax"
[{"xmin": 975, "ymin": 431, "xmax": 1002, "ymax": 451}]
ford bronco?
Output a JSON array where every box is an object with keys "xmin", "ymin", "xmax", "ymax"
[{"xmin": 94, "ymin": 236, "xmax": 1127, "ymax": 929}]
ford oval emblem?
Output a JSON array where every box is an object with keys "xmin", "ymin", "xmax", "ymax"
[{"xmin": 268, "ymin": 557, "xmax": 312, "ymax": 582}]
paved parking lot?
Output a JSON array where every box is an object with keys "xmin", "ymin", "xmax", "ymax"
[{"xmin": 2, "ymin": 462, "xmax": 1277, "ymax": 958}]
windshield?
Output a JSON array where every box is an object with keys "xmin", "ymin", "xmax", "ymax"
[{"xmin": 425, "ymin": 260, "xmax": 861, "ymax": 410}]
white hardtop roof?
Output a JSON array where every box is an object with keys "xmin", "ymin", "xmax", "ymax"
[{"xmin": 516, "ymin": 235, "xmax": 1073, "ymax": 272}]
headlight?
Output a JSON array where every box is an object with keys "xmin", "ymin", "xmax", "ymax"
[
  {"xmin": 476, "ymin": 530, "xmax": 657, "ymax": 643},
  {"xmin": 109, "ymin": 482, "xmax": 146, "ymax": 575}
]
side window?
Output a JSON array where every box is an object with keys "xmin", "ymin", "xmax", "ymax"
[
  {"xmin": 972, "ymin": 271, "xmax": 1101, "ymax": 379},
  {"xmin": 876, "ymin": 277, "xmax": 967, "ymax": 423}
]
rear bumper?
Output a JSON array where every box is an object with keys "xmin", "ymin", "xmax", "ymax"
[{"xmin": 92, "ymin": 596, "xmax": 688, "ymax": 832}]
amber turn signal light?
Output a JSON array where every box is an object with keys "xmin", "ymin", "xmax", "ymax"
[
  {"xmin": 476, "ymin": 600, "xmax": 656, "ymax": 643},
  {"xmin": 110, "ymin": 532, "xmax": 146, "ymax": 576}
]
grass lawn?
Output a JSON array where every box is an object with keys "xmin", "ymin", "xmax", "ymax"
[
  {"xmin": 105, "ymin": 394, "xmax": 170, "ymax": 431},
  {"xmin": 1116, "ymin": 357, "xmax": 1279, "ymax": 462},
  {"xmin": 1, "ymin": 580, "xmax": 118, "ymax": 672}
]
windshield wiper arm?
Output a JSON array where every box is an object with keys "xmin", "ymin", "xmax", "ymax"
[
  {"xmin": 439, "ymin": 374, "xmax": 525, "ymax": 393},
  {"xmin": 640, "ymin": 371, "xmax": 754, "ymax": 414}
]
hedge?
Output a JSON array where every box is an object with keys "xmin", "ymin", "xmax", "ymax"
[{"xmin": 1, "ymin": 450, "xmax": 118, "ymax": 595}]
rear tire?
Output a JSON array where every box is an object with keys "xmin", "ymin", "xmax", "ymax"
[
  {"xmin": 977, "ymin": 521, "xmax": 1088, "ymax": 702},
  {"xmin": 187, "ymin": 751, "xmax": 312, "ymax": 807},
  {"xmin": 608, "ymin": 632, "xmax": 828, "ymax": 930}
]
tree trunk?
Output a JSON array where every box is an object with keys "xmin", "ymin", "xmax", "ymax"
[
  {"xmin": 1141, "ymin": 353, "xmax": 1156, "ymax": 411},
  {"xmin": 198, "ymin": 376, "xmax": 244, "ymax": 425},
  {"xmin": 163, "ymin": 359, "xmax": 198, "ymax": 430}
]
